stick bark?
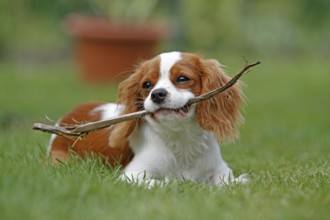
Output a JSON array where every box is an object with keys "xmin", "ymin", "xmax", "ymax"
[{"xmin": 32, "ymin": 61, "xmax": 260, "ymax": 137}]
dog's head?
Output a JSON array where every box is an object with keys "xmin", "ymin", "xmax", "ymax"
[{"xmin": 110, "ymin": 52, "xmax": 243, "ymax": 147}]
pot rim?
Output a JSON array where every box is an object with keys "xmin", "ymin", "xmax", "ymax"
[{"xmin": 63, "ymin": 14, "xmax": 170, "ymax": 41}]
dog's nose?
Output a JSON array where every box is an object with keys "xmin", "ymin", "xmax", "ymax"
[{"xmin": 151, "ymin": 88, "xmax": 168, "ymax": 104}]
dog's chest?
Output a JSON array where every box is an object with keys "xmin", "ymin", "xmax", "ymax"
[
  {"xmin": 131, "ymin": 120, "xmax": 217, "ymax": 180},
  {"xmin": 158, "ymin": 124, "xmax": 211, "ymax": 175},
  {"xmin": 169, "ymin": 136, "xmax": 207, "ymax": 168}
]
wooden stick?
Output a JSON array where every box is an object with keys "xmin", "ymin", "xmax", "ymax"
[
  {"xmin": 188, "ymin": 61, "xmax": 260, "ymax": 104},
  {"xmin": 32, "ymin": 61, "xmax": 260, "ymax": 137}
]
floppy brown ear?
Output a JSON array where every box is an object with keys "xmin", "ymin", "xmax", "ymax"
[
  {"xmin": 196, "ymin": 59, "xmax": 244, "ymax": 142},
  {"xmin": 109, "ymin": 67, "xmax": 144, "ymax": 148}
]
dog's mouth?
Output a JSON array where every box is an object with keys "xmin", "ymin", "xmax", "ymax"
[{"xmin": 154, "ymin": 104, "xmax": 190, "ymax": 115}]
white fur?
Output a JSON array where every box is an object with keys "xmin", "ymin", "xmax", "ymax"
[
  {"xmin": 160, "ymin": 51, "xmax": 181, "ymax": 75},
  {"xmin": 123, "ymin": 117, "xmax": 246, "ymax": 187},
  {"xmin": 48, "ymin": 132, "xmax": 58, "ymax": 155},
  {"xmin": 92, "ymin": 103, "xmax": 123, "ymax": 120},
  {"xmin": 121, "ymin": 52, "xmax": 248, "ymax": 187}
]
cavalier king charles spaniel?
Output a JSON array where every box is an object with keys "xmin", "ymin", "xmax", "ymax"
[{"xmin": 48, "ymin": 51, "xmax": 248, "ymax": 186}]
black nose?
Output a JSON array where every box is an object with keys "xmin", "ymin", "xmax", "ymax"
[{"xmin": 151, "ymin": 88, "xmax": 168, "ymax": 104}]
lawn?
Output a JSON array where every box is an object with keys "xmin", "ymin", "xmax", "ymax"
[{"xmin": 0, "ymin": 56, "xmax": 329, "ymax": 220}]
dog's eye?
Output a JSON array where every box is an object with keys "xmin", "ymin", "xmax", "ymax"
[
  {"xmin": 176, "ymin": 76, "xmax": 189, "ymax": 83},
  {"xmin": 142, "ymin": 81, "xmax": 153, "ymax": 89}
]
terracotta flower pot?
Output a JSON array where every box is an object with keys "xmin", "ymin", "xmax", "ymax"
[{"xmin": 64, "ymin": 14, "xmax": 169, "ymax": 82}]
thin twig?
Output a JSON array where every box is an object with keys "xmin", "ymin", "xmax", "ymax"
[
  {"xmin": 32, "ymin": 61, "xmax": 260, "ymax": 137},
  {"xmin": 188, "ymin": 61, "xmax": 260, "ymax": 104},
  {"xmin": 33, "ymin": 123, "xmax": 82, "ymax": 138},
  {"xmin": 70, "ymin": 110, "xmax": 149, "ymax": 134}
]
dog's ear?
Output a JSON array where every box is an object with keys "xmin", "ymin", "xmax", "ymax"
[
  {"xmin": 109, "ymin": 65, "xmax": 144, "ymax": 148},
  {"xmin": 196, "ymin": 58, "xmax": 244, "ymax": 142}
]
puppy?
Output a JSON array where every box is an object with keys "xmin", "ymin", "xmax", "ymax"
[{"xmin": 48, "ymin": 51, "xmax": 247, "ymax": 186}]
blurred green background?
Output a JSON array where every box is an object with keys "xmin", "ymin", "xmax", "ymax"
[{"xmin": 1, "ymin": 0, "xmax": 330, "ymax": 62}]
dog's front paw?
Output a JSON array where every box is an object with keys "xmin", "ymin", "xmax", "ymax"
[
  {"xmin": 234, "ymin": 173, "xmax": 249, "ymax": 184},
  {"xmin": 119, "ymin": 172, "xmax": 168, "ymax": 189}
]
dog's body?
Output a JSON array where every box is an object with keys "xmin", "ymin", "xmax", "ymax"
[{"xmin": 49, "ymin": 52, "xmax": 247, "ymax": 186}]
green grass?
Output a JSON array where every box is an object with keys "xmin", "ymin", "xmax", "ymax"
[{"xmin": 0, "ymin": 57, "xmax": 329, "ymax": 220}]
